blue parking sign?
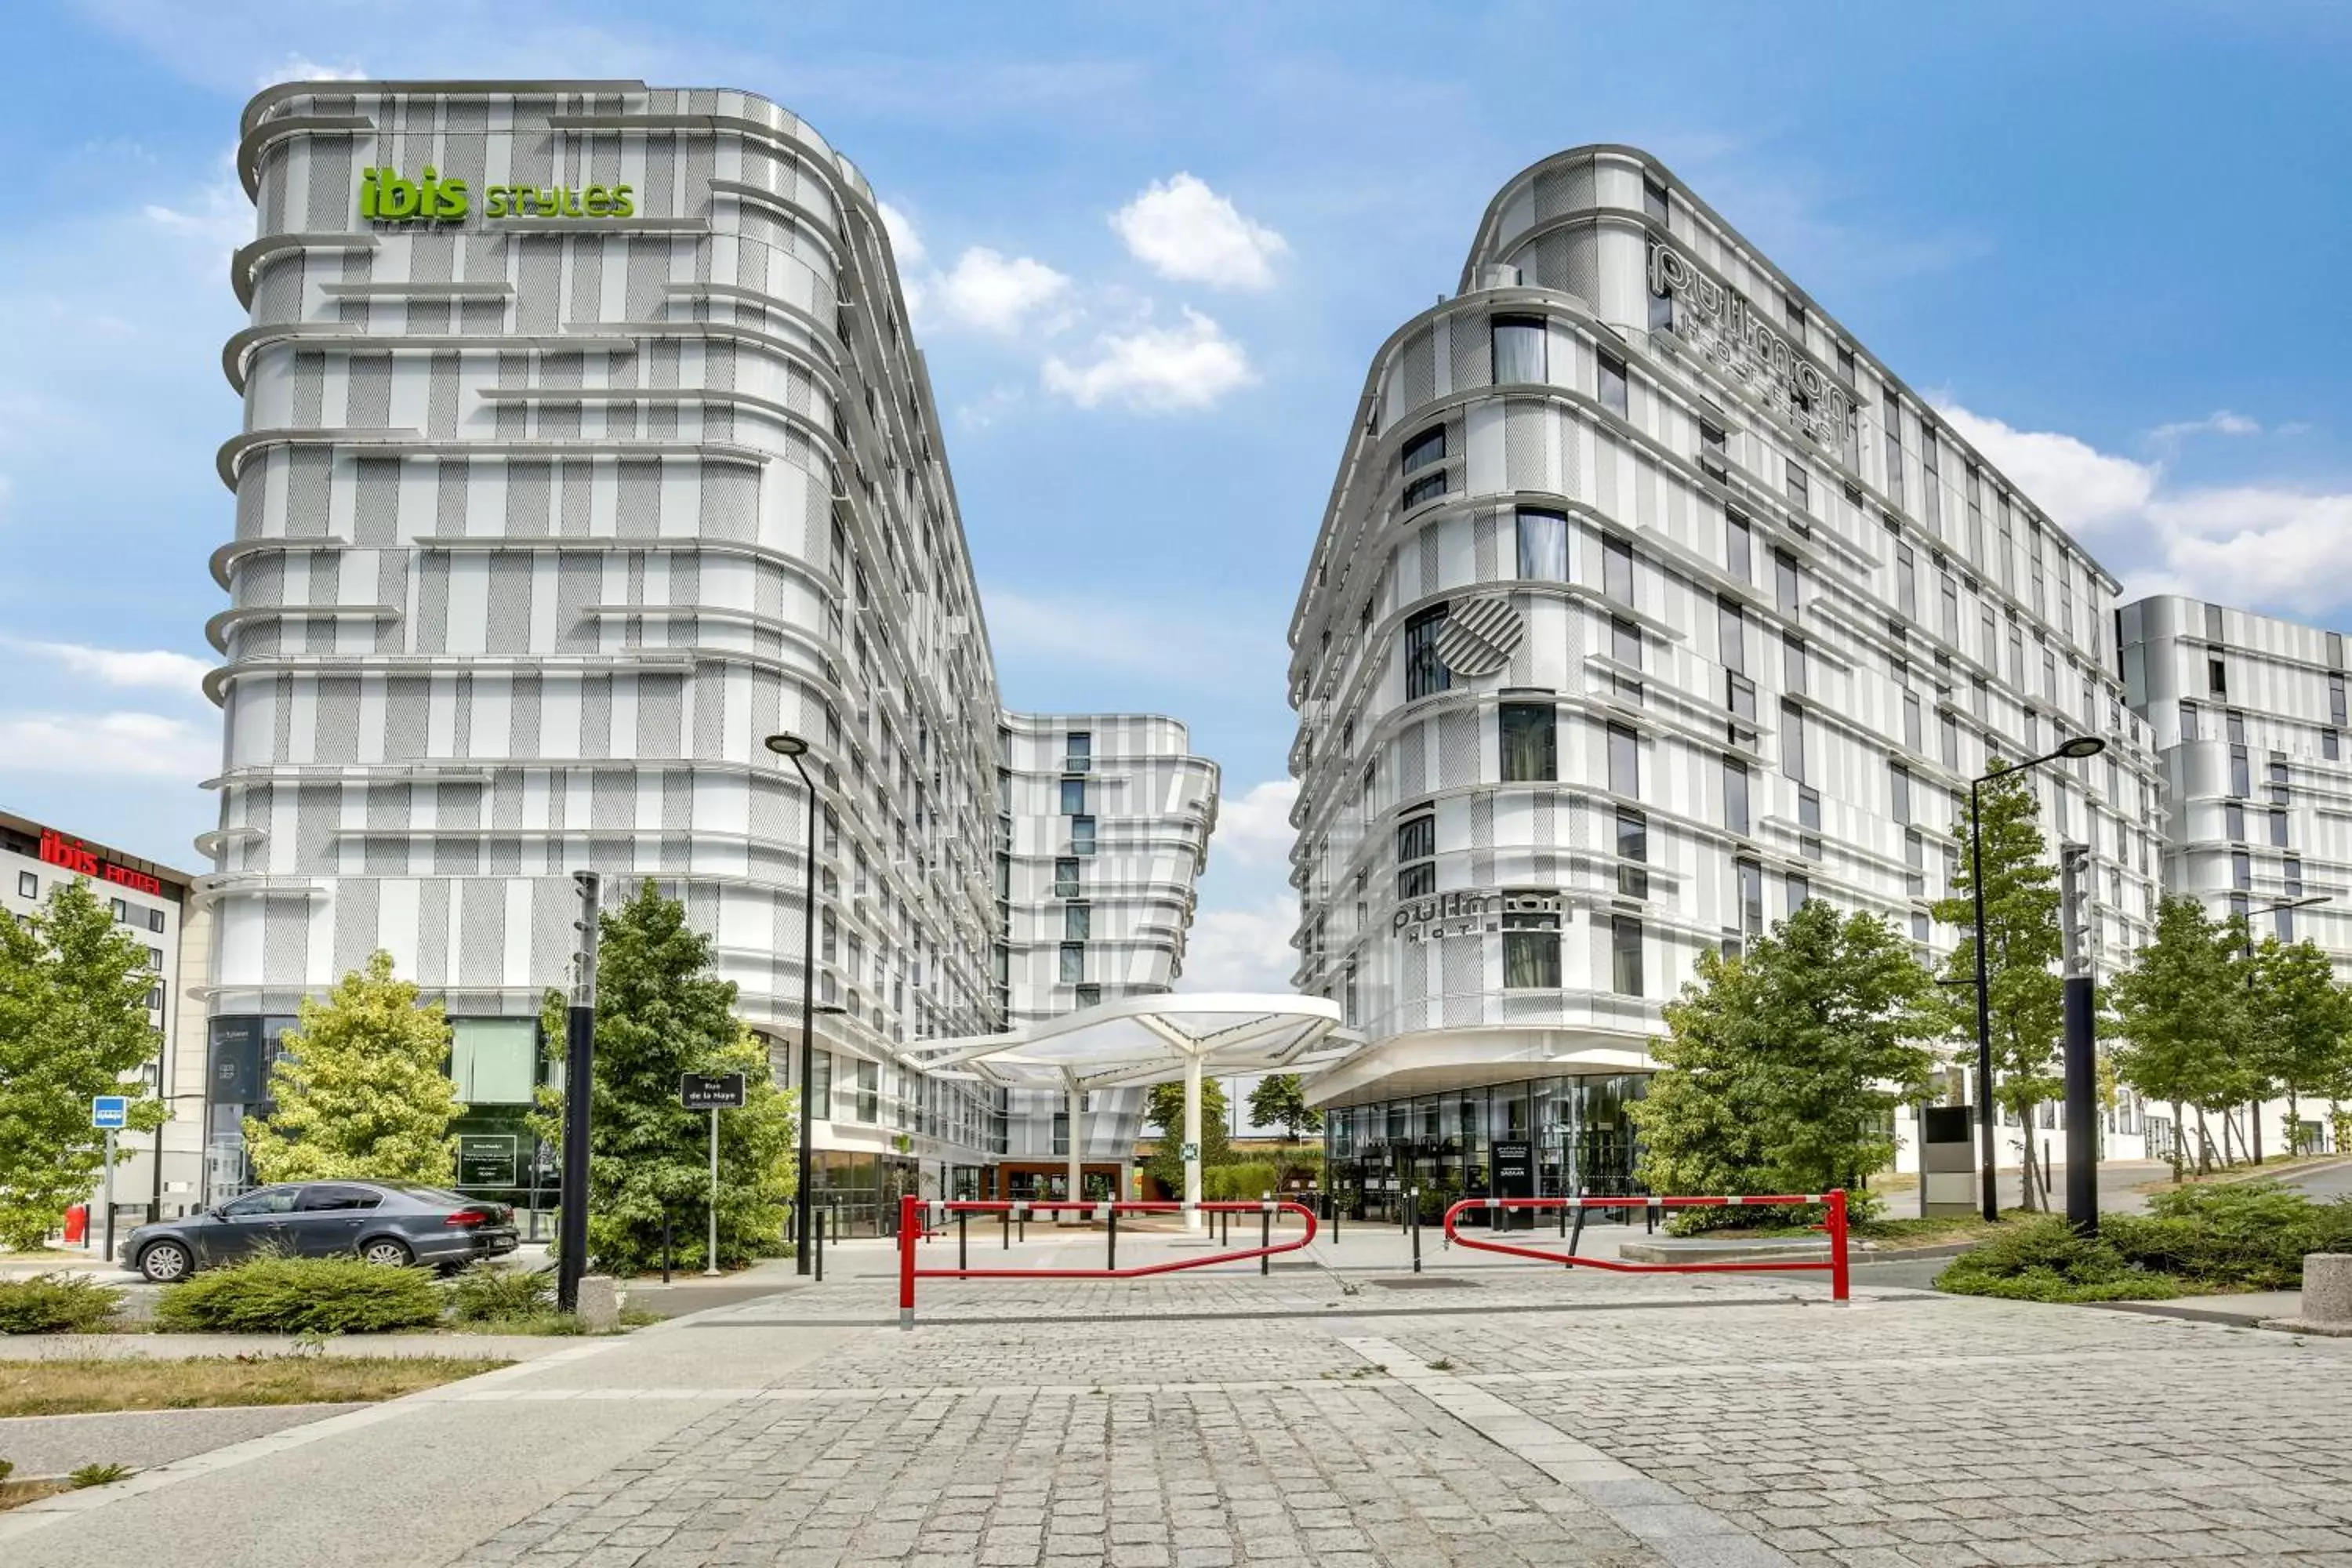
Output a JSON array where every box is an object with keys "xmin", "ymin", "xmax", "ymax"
[{"xmin": 91, "ymin": 1096, "xmax": 129, "ymax": 1130}]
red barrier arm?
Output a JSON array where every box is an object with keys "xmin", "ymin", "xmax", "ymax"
[{"xmin": 1442, "ymin": 1192, "xmax": 1851, "ymax": 1302}]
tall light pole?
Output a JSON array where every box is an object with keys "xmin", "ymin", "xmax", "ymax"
[
  {"xmin": 1970, "ymin": 735, "xmax": 2106, "ymax": 1222},
  {"xmin": 557, "ymin": 870, "xmax": 600, "ymax": 1314},
  {"xmin": 2238, "ymin": 892, "xmax": 2330, "ymax": 1167},
  {"xmin": 764, "ymin": 732, "xmax": 823, "ymax": 1275}
]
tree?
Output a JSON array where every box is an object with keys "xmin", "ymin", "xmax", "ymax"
[
  {"xmin": 1247, "ymin": 1073, "xmax": 1322, "ymax": 1144},
  {"xmin": 0, "ymin": 879, "xmax": 169, "ymax": 1248},
  {"xmin": 530, "ymin": 880, "xmax": 795, "ymax": 1273},
  {"xmin": 2245, "ymin": 935, "xmax": 2351, "ymax": 1158},
  {"xmin": 2107, "ymin": 896, "xmax": 2247, "ymax": 1179},
  {"xmin": 1932, "ymin": 761, "xmax": 2064, "ymax": 1210},
  {"xmin": 243, "ymin": 951, "xmax": 463, "ymax": 1185},
  {"xmin": 1145, "ymin": 1076, "xmax": 1229, "ymax": 1196},
  {"xmin": 1632, "ymin": 899, "xmax": 1937, "ymax": 1214}
]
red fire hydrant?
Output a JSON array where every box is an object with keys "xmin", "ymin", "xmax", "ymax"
[{"xmin": 63, "ymin": 1203, "xmax": 88, "ymax": 1246}]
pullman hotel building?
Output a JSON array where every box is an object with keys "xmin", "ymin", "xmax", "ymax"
[
  {"xmin": 1288, "ymin": 146, "xmax": 2169, "ymax": 1204},
  {"xmin": 203, "ymin": 80, "xmax": 1213, "ymax": 1225}
]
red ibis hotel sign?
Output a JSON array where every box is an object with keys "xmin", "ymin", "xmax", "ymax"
[{"xmin": 38, "ymin": 829, "xmax": 163, "ymax": 898}]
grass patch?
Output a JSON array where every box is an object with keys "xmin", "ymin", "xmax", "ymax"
[
  {"xmin": 1679, "ymin": 1210, "xmax": 2027, "ymax": 1248},
  {"xmin": 1936, "ymin": 1182, "xmax": 2352, "ymax": 1303},
  {"xmin": 445, "ymin": 1263, "xmax": 554, "ymax": 1324},
  {"xmin": 0, "ymin": 1356, "xmax": 510, "ymax": 1417},
  {"xmin": 0, "ymin": 1476, "xmax": 72, "ymax": 1513}
]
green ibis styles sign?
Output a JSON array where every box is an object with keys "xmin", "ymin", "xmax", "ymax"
[{"xmin": 360, "ymin": 165, "xmax": 637, "ymax": 223}]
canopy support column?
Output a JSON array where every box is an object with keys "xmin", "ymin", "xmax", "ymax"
[{"xmin": 1183, "ymin": 1049, "xmax": 1203, "ymax": 1232}]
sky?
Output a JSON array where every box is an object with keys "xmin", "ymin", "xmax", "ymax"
[{"xmin": 2, "ymin": 1, "xmax": 2350, "ymax": 998}]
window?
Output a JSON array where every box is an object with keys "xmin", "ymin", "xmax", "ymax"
[
  {"xmin": 1396, "ymin": 812, "xmax": 1436, "ymax": 898},
  {"xmin": 1060, "ymin": 942, "xmax": 1086, "ymax": 984},
  {"xmin": 1612, "ymin": 615, "xmax": 1644, "ymax": 699},
  {"xmin": 1774, "ymin": 550, "xmax": 1800, "ymax": 617},
  {"xmin": 2334, "ymin": 675, "xmax": 2349, "ymax": 729},
  {"xmin": 1738, "ymin": 858, "xmax": 1765, "ymax": 936},
  {"xmin": 2209, "ymin": 658, "xmax": 2227, "ymax": 699},
  {"xmin": 1904, "ymin": 689, "xmax": 1924, "ymax": 754},
  {"xmin": 147, "ymin": 984, "xmax": 163, "ymax": 1011},
  {"xmin": 1719, "ymin": 597, "xmax": 1746, "ymax": 675},
  {"xmin": 220, "ymin": 1188, "xmax": 299, "ymax": 1218},
  {"xmin": 1054, "ymin": 857, "xmax": 1080, "ymax": 898},
  {"xmin": 1940, "ymin": 575, "xmax": 1960, "ymax": 644},
  {"xmin": 110, "ymin": 898, "xmax": 128, "ymax": 924},
  {"xmin": 1702, "ymin": 422, "xmax": 1728, "ymax": 476},
  {"xmin": 1786, "ymin": 873, "xmax": 1811, "ymax": 915},
  {"xmin": 1604, "ymin": 536, "xmax": 1635, "ymax": 605},
  {"xmin": 1064, "ymin": 903, "xmax": 1091, "ymax": 942},
  {"xmin": 14, "ymin": 873, "xmax": 31, "ymax": 899},
  {"xmin": 1905, "ymin": 829, "xmax": 1927, "ymax": 897},
  {"xmin": 1515, "ymin": 508, "xmax": 1568, "ymax": 581},
  {"xmin": 2180, "ymin": 702, "xmax": 2200, "ymax": 742},
  {"xmin": 451, "ymin": 1018, "xmax": 537, "ymax": 1105},
  {"xmin": 2230, "ymin": 746, "xmax": 2251, "ymax": 799},
  {"xmin": 1643, "ymin": 175, "xmax": 1669, "ymax": 224},
  {"xmin": 1598, "ymin": 352, "xmax": 1629, "ymax": 418},
  {"xmin": 145, "ymin": 946, "xmax": 162, "ymax": 972},
  {"xmin": 1402, "ymin": 426, "xmax": 1448, "ymax": 508},
  {"xmin": 299, "ymin": 1185, "xmax": 383, "ymax": 1213},
  {"xmin": 1896, "ymin": 543, "xmax": 1918, "ymax": 619},
  {"xmin": 1786, "ymin": 464, "xmax": 1809, "ymax": 514},
  {"xmin": 1059, "ymin": 777, "xmax": 1086, "ymax": 815},
  {"xmin": 1786, "ymin": 296, "xmax": 1807, "ymax": 334},
  {"xmin": 1942, "ymin": 710, "xmax": 1960, "ymax": 769},
  {"xmin": 1781, "ymin": 700, "xmax": 1807, "ymax": 783},
  {"xmin": 1071, "ymin": 815, "xmax": 1097, "ymax": 855},
  {"xmin": 1617, "ymin": 808, "xmax": 1649, "ymax": 898},
  {"xmin": 2286, "ymin": 853, "xmax": 2305, "ymax": 896},
  {"xmin": 1726, "ymin": 510, "xmax": 1751, "ymax": 581},
  {"xmin": 2328, "ymin": 730, "xmax": 2343, "ymax": 762},
  {"xmin": 1611, "ymin": 916, "xmax": 1644, "ymax": 996},
  {"xmin": 1725, "ymin": 757, "xmax": 1751, "ymax": 837},
  {"xmin": 1502, "ymin": 894, "xmax": 1562, "ymax": 989},
  {"xmin": 2232, "ymin": 850, "xmax": 2252, "ymax": 893},
  {"xmin": 1491, "ymin": 315, "xmax": 1546, "ymax": 383},
  {"xmin": 1499, "ymin": 703, "xmax": 1556, "ymax": 782},
  {"xmin": 1608, "ymin": 723, "xmax": 1640, "ymax": 798},
  {"xmin": 1403, "ymin": 604, "xmax": 1450, "ymax": 699},
  {"xmin": 2272, "ymin": 809, "xmax": 2290, "ymax": 848},
  {"xmin": 1882, "ymin": 397, "xmax": 1904, "ymax": 504},
  {"xmin": 1784, "ymin": 634, "xmax": 1807, "ymax": 695},
  {"xmin": 2225, "ymin": 803, "xmax": 2245, "ymax": 841},
  {"xmin": 1891, "ymin": 764, "xmax": 1913, "ymax": 825}
]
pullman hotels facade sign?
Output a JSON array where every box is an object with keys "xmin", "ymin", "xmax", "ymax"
[
  {"xmin": 1647, "ymin": 242, "xmax": 1853, "ymax": 451},
  {"xmin": 1393, "ymin": 889, "xmax": 1562, "ymax": 945}
]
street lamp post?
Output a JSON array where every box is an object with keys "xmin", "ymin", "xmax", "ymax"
[
  {"xmin": 764, "ymin": 732, "xmax": 826, "ymax": 1276},
  {"xmin": 1969, "ymin": 735, "xmax": 2107, "ymax": 1223},
  {"xmin": 2238, "ymin": 892, "xmax": 2330, "ymax": 1167}
]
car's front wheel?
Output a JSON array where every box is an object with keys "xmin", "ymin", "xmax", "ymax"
[
  {"xmin": 138, "ymin": 1240, "xmax": 193, "ymax": 1283},
  {"xmin": 358, "ymin": 1238, "xmax": 414, "ymax": 1268}
]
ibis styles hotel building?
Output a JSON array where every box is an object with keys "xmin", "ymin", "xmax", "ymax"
[
  {"xmin": 202, "ymin": 81, "xmax": 1213, "ymax": 1221},
  {"xmin": 1289, "ymin": 146, "xmax": 2169, "ymax": 1204}
]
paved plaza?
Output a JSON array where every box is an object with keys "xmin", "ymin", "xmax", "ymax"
[{"xmin": 5, "ymin": 1222, "xmax": 2352, "ymax": 1567}]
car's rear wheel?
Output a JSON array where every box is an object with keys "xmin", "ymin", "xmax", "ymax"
[
  {"xmin": 358, "ymin": 1238, "xmax": 413, "ymax": 1268},
  {"xmin": 139, "ymin": 1240, "xmax": 192, "ymax": 1283}
]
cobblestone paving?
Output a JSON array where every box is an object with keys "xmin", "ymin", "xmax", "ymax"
[{"xmin": 447, "ymin": 1271, "xmax": 2352, "ymax": 1568}]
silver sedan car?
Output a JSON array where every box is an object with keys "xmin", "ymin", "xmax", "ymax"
[{"xmin": 121, "ymin": 1181, "xmax": 520, "ymax": 1282}]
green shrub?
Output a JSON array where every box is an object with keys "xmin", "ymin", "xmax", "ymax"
[
  {"xmin": 2107, "ymin": 1180, "xmax": 2352, "ymax": 1290},
  {"xmin": 155, "ymin": 1255, "xmax": 444, "ymax": 1334},
  {"xmin": 1934, "ymin": 1215, "xmax": 2180, "ymax": 1303},
  {"xmin": 444, "ymin": 1263, "xmax": 554, "ymax": 1323},
  {"xmin": 0, "ymin": 1273, "xmax": 122, "ymax": 1334}
]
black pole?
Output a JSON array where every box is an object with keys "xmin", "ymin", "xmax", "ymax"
[
  {"xmin": 790, "ymin": 752, "xmax": 818, "ymax": 1276},
  {"xmin": 1971, "ymin": 774, "xmax": 1997, "ymax": 1223},
  {"xmin": 958, "ymin": 1210, "xmax": 967, "ymax": 1272},
  {"xmin": 2059, "ymin": 842, "xmax": 2099, "ymax": 1236},
  {"xmin": 1410, "ymin": 1192, "xmax": 1422, "ymax": 1274},
  {"xmin": 1107, "ymin": 1208, "xmax": 1117, "ymax": 1270},
  {"xmin": 1261, "ymin": 1196, "xmax": 1271, "ymax": 1276},
  {"xmin": 557, "ymin": 870, "xmax": 600, "ymax": 1316}
]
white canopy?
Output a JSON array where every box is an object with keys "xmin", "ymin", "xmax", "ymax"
[{"xmin": 905, "ymin": 993, "xmax": 1352, "ymax": 1228}]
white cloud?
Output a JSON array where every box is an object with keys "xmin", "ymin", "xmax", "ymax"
[
  {"xmin": 983, "ymin": 586, "xmax": 1286, "ymax": 686},
  {"xmin": 877, "ymin": 201, "xmax": 925, "ymax": 270},
  {"xmin": 0, "ymin": 712, "xmax": 214, "ymax": 780},
  {"xmin": 928, "ymin": 246, "xmax": 1069, "ymax": 336},
  {"xmin": 142, "ymin": 159, "xmax": 250, "ymax": 252},
  {"xmin": 1209, "ymin": 780, "xmax": 1298, "ymax": 873},
  {"xmin": 1936, "ymin": 403, "xmax": 2158, "ymax": 535},
  {"xmin": 260, "ymin": 54, "xmax": 368, "ymax": 88},
  {"xmin": 1177, "ymin": 895, "xmax": 1299, "ymax": 994},
  {"xmin": 2152, "ymin": 410, "xmax": 2260, "ymax": 445},
  {"xmin": 11, "ymin": 640, "xmax": 212, "ymax": 694},
  {"xmin": 1041, "ymin": 308, "xmax": 1255, "ymax": 412},
  {"xmin": 1111, "ymin": 174, "xmax": 1288, "ymax": 290}
]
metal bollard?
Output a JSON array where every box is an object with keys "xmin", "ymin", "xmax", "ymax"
[
  {"xmin": 1568, "ymin": 1200, "xmax": 1589, "ymax": 1260},
  {"xmin": 1261, "ymin": 1195, "xmax": 1272, "ymax": 1276},
  {"xmin": 1410, "ymin": 1195, "xmax": 1422, "ymax": 1274},
  {"xmin": 1002, "ymin": 1205, "xmax": 1011, "ymax": 1250},
  {"xmin": 1108, "ymin": 1208, "xmax": 1118, "ymax": 1270},
  {"xmin": 958, "ymin": 1210, "xmax": 967, "ymax": 1272},
  {"xmin": 815, "ymin": 1208, "xmax": 826, "ymax": 1283}
]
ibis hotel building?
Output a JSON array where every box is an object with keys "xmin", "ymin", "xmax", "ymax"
[
  {"xmin": 203, "ymin": 81, "xmax": 1212, "ymax": 1224},
  {"xmin": 1290, "ymin": 146, "xmax": 2169, "ymax": 1203}
]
